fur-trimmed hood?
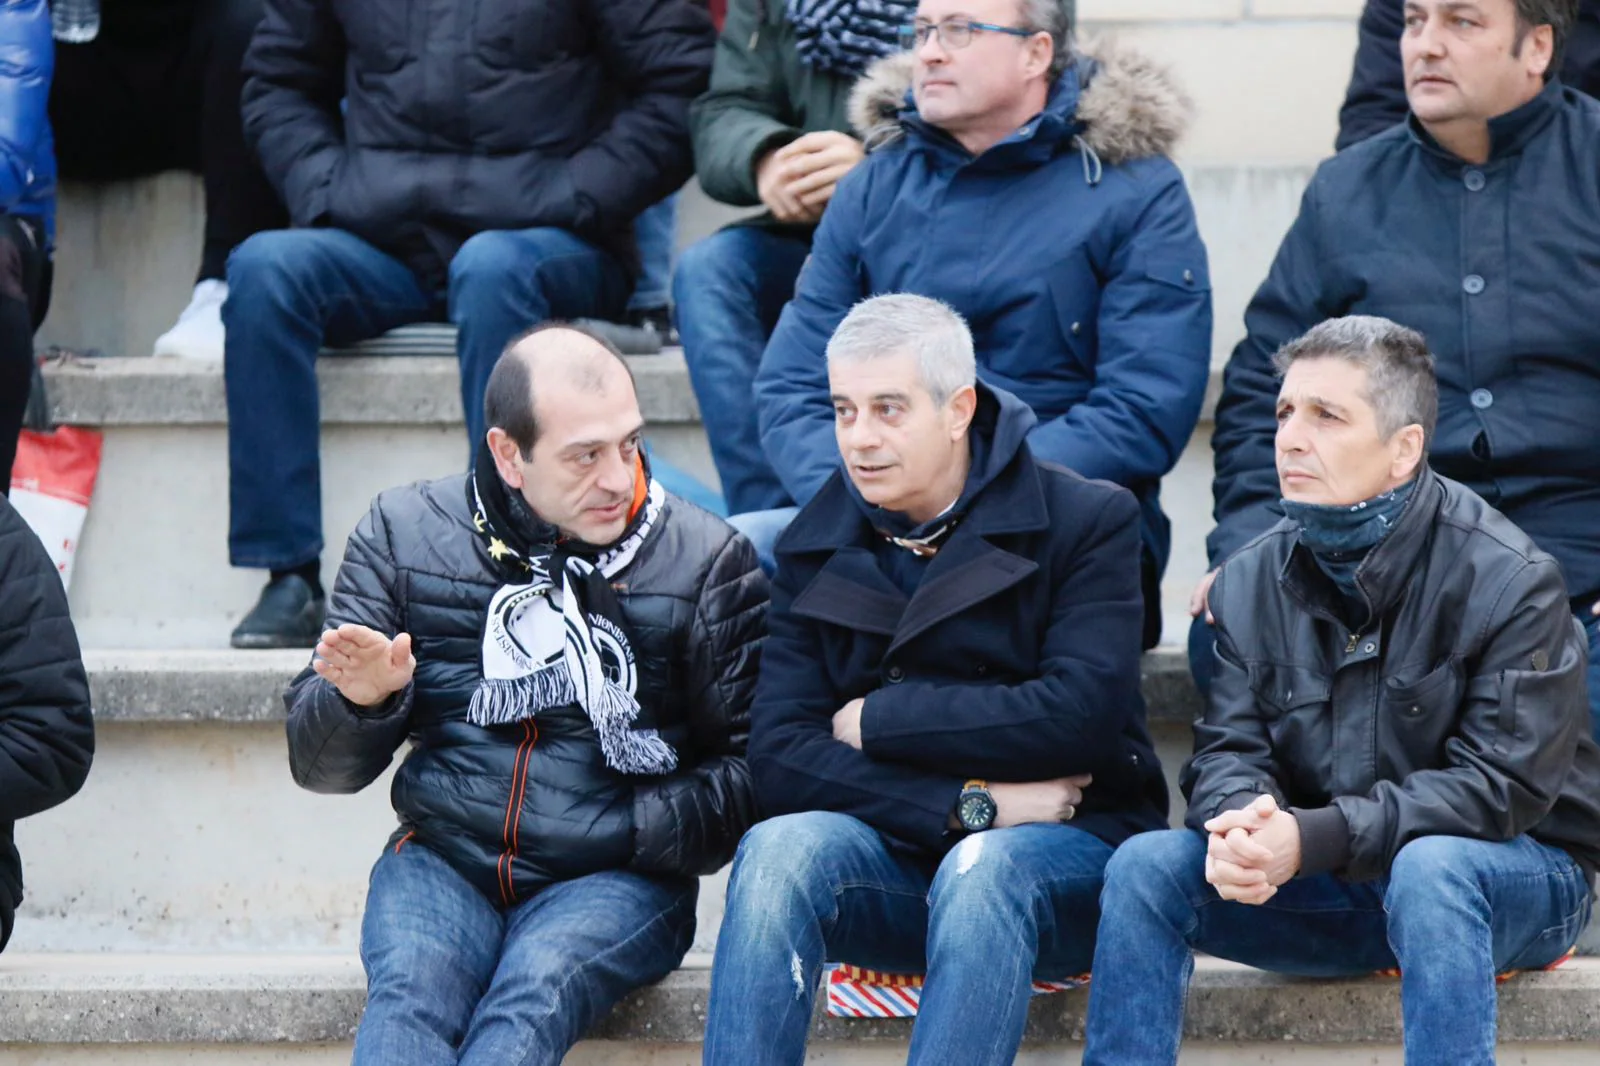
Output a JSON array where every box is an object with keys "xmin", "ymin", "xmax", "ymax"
[{"xmin": 846, "ymin": 38, "xmax": 1191, "ymax": 167}]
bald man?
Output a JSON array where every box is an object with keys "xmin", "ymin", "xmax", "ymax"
[{"xmin": 284, "ymin": 323, "xmax": 767, "ymax": 1064}]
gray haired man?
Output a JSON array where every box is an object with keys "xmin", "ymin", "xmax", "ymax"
[
  {"xmin": 1084, "ymin": 316, "xmax": 1600, "ymax": 1065},
  {"xmin": 703, "ymin": 293, "xmax": 1168, "ymax": 1066}
]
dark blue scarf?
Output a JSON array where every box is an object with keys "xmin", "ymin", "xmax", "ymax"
[
  {"xmin": 1281, "ymin": 479, "xmax": 1416, "ymax": 615},
  {"xmin": 787, "ymin": 0, "xmax": 916, "ymax": 75}
]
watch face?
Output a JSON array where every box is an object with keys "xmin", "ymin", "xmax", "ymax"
[{"xmin": 958, "ymin": 791, "xmax": 996, "ymax": 832}]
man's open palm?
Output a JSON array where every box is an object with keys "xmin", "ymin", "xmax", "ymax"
[{"xmin": 312, "ymin": 624, "xmax": 415, "ymax": 708}]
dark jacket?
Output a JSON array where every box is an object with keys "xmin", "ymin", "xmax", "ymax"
[
  {"xmin": 1211, "ymin": 82, "xmax": 1600, "ymax": 609},
  {"xmin": 1337, "ymin": 0, "xmax": 1600, "ymax": 150},
  {"xmin": 754, "ymin": 42, "xmax": 1212, "ymax": 594},
  {"xmin": 284, "ymin": 476, "xmax": 767, "ymax": 905},
  {"xmin": 688, "ymin": 0, "xmax": 855, "ymax": 229},
  {"xmin": 1186, "ymin": 467, "xmax": 1600, "ymax": 884},
  {"xmin": 0, "ymin": 497, "xmax": 94, "ymax": 951},
  {"xmin": 750, "ymin": 384, "xmax": 1169, "ymax": 857},
  {"xmin": 0, "ymin": 0, "xmax": 55, "ymax": 238},
  {"xmin": 243, "ymin": 0, "xmax": 715, "ymax": 287}
]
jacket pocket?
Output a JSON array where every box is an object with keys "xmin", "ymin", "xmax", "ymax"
[
  {"xmin": 1381, "ymin": 658, "xmax": 1465, "ymax": 764},
  {"xmin": 1142, "ymin": 256, "xmax": 1211, "ymax": 296}
]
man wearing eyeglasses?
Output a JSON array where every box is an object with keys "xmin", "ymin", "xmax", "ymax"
[{"xmin": 745, "ymin": 0, "xmax": 1212, "ymax": 653}]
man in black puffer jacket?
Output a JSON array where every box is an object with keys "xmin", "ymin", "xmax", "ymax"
[
  {"xmin": 225, "ymin": 0, "xmax": 714, "ymax": 649},
  {"xmin": 0, "ymin": 496, "xmax": 94, "ymax": 954},
  {"xmin": 285, "ymin": 325, "xmax": 765, "ymax": 1063}
]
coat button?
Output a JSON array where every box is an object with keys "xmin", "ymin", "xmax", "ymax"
[
  {"xmin": 1463, "ymin": 274, "xmax": 1485, "ymax": 295},
  {"xmin": 886, "ymin": 666, "xmax": 905, "ymax": 683},
  {"xmin": 1363, "ymin": 642, "xmax": 1376, "ymax": 654},
  {"xmin": 975, "ymin": 664, "xmax": 989, "ymax": 677},
  {"xmin": 1183, "ymin": 269, "xmax": 1195, "ymax": 284},
  {"xmin": 1463, "ymin": 169, "xmax": 1486, "ymax": 191},
  {"xmin": 1070, "ymin": 321, "xmax": 1081, "ymax": 335},
  {"xmin": 1470, "ymin": 388, "xmax": 1494, "ymax": 410}
]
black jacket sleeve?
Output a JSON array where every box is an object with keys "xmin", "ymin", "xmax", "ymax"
[
  {"xmin": 631, "ymin": 530, "xmax": 767, "ymax": 876},
  {"xmin": 242, "ymin": 0, "xmax": 347, "ymax": 227},
  {"xmin": 1209, "ymin": 175, "xmax": 1344, "ymax": 566},
  {"xmin": 858, "ymin": 486, "xmax": 1147, "ymax": 782},
  {"xmin": 1179, "ymin": 563, "xmax": 1289, "ymax": 828},
  {"xmin": 1325, "ymin": 559, "xmax": 1589, "ymax": 882},
  {"xmin": 285, "ymin": 497, "xmax": 413, "ymax": 795},
  {"xmin": 1337, "ymin": 0, "xmax": 1408, "ymax": 151},
  {"xmin": 565, "ymin": 0, "xmax": 714, "ymax": 233},
  {"xmin": 747, "ymin": 559, "xmax": 965, "ymax": 854},
  {"xmin": 0, "ymin": 502, "xmax": 93, "ymax": 823}
]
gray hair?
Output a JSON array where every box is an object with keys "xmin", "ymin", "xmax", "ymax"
[
  {"xmin": 1272, "ymin": 315, "xmax": 1438, "ymax": 450},
  {"xmin": 826, "ymin": 293, "xmax": 976, "ymax": 406},
  {"xmin": 1017, "ymin": 0, "xmax": 1073, "ymax": 81}
]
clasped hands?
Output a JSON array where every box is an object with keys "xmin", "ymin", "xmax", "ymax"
[
  {"xmin": 1203, "ymin": 794, "xmax": 1302, "ymax": 905},
  {"xmin": 755, "ymin": 131, "xmax": 865, "ymax": 224}
]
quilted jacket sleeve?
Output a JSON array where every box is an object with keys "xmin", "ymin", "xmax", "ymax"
[
  {"xmin": 284, "ymin": 496, "xmax": 414, "ymax": 795},
  {"xmin": 0, "ymin": 0, "xmax": 51, "ymax": 213},
  {"xmin": 0, "ymin": 499, "xmax": 93, "ymax": 824},
  {"xmin": 630, "ymin": 526, "xmax": 768, "ymax": 876}
]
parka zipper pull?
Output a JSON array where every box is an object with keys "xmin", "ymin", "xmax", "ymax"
[{"xmin": 1346, "ymin": 631, "xmax": 1361, "ymax": 654}]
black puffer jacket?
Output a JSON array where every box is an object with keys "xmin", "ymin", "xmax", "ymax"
[
  {"xmin": 1186, "ymin": 467, "xmax": 1600, "ymax": 884},
  {"xmin": 0, "ymin": 498, "xmax": 94, "ymax": 952},
  {"xmin": 242, "ymin": 0, "xmax": 715, "ymax": 286},
  {"xmin": 285, "ymin": 476, "xmax": 766, "ymax": 906}
]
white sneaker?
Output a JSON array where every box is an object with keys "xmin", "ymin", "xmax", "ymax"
[{"xmin": 152, "ymin": 279, "xmax": 228, "ymax": 361}]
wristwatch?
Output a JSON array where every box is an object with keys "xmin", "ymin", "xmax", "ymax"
[{"xmin": 956, "ymin": 779, "xmax": 997, "ymax": 833}]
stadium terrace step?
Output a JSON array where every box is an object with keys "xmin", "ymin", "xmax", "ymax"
[{"xmin": 1, "ymin": 953, "xmax": 1597, "ymax": 1057}]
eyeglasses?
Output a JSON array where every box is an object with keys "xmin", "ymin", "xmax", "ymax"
[{"xmin": 898, "ymin": 17, "xmax": 1039, "ymax": 51}]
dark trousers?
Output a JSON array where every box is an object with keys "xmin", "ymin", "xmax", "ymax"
[
  {"xmin": 0, "ymin": 215, "xmax": 52, "ymax": 494},
  {"xmin": 48, "ymin": 0, "xmax": 286, "ymax": 281}
]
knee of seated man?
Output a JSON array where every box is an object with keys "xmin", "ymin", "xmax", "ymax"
[
  {"xmin": 448, "ymin": 230, "xmax": 533, "ymax": 292},
  {"xmin": 728, "ymin": 812, "xmax": 864, "ymax": 896},
  {"xmin": 672, "ymin": 230, "xmax": 748, "ymax": 296},
  {"xmin": 1103, "ymin": 829, "xmax": 1206, "ymax": 897},
  {"xmin": 225, "ymin": 230, "xmax": 312, "ymax": 292},
  {"xmin": 1386, "ymin": 835, "xmax": 1485, "ymax": 903}
]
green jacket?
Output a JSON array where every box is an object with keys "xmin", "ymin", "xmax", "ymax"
[{"xmin": 689, "ymin": 0, "xmax": 856, "ymax": 219}]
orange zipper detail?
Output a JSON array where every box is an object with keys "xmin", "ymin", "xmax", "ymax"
[{"xmin": 497, "ymin": 720, "xmax": 538, "ymax": 906}]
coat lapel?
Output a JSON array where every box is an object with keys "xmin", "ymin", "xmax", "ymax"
[
  {"xmin": 789, "ymin": 547, "xmax": 908, "ymax": 637},
  {"xmin": 885, "ymin": 534, "xmax": 1038, "ymax": 658}
]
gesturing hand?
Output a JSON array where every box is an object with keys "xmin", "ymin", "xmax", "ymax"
[{"xmin": 313, "ymin": 624, "xmax": 416, "ymax": 709}]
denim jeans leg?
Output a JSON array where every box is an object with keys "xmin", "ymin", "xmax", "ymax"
[
  {"xmin": 628, "ymin": 193, "xmax": 678, "ymax": 312},
  {"xmin": 353, "ymin": 841, "xmax": 505, "ymax": 1066},
  {"xmin": 673, "ymin": 227, "xmax": 811, "ymax": 514},
  {"xmin": 448, "ymin": 227, "xmax": 631, "ymax": 452},
  {"xmin": 728, "ymin": 506, "xmax": 800, "ymax": 577},
  {"xmin": 456, "ymin": 869, "xmax": 697, "ymax": 1065},
  {"xmin": 910, "ymin": 825, "xmax": 1113, "ymax": 1066},
  {"xmin": 225, "ymin": 229, "xmax": 432, "ymax": 571},
  {"xmin": 1083, "ymin": 828, "xmax": 1393, "ymax": 1066},
  {"xmin": 704, "ymin": 812, "xmax": 934, "ymax": 1066},
  {"xmin": 1384, "ymin": 834, "xmax": 1593, "ymax": 1066},
  {"xmin": 1581, "ymin": 610, "xmax": 1600, "ymax": 744}
]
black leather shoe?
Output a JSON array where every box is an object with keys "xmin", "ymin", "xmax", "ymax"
[{"xmin": 230, "ymin": 574, "xmax": 325, "ymax": 649}]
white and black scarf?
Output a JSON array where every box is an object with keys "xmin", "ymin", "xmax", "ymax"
[{"xmin": 465, "ymin": 443, "xmax": 677, "ymax": 776}]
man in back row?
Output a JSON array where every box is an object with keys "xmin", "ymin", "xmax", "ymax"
[
  {"xmin": 223, "ymin": 0, "xmax": 714, "ymax": 649},
  {"xmin": 743, "ymin": 0, "xmax": 1212, "ymax": 648},
  {"xmin": 1202, "ymin": 0, "xmax": 1600, "ymax": 736}
]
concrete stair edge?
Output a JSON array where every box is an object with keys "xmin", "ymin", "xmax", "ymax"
[
  {"xmin": 1, "ymin": 954, "xmax": 1596, "ymax": 1046},
  {"xmin": 79, "ymin": 647, "xmax": 1204, "ymax": 725}
]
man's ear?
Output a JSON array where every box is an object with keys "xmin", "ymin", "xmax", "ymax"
[
  {"xmin": 1524, "ymin": 24, "xmax": 1556, "ymax": 79},
  {"xmin": 948, "ymin": 385, "xmax": 978, "ymax": 440},
  {"xmin": 1026, "ymin": 32, "xmax": 1056, "ymax": 81},
  {"xmin": 1390, "ymin": 423, "xmax": 1426, "ymax": 481},
  {"xmin": 487, "ymin": 427, "xmax": 527, "ymax": 489}
]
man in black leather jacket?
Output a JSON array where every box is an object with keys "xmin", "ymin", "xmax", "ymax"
[
  {"xmin": 284, "ymin": 325, "xmax": 765, "ymax": 1063},
  {"xmin": 1084, "ymin": 316, "xmax": 1600, "ymax": 1065}
]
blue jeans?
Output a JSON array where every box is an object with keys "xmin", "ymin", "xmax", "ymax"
[
  {"xmin": 354, "ymin": 840, "xmax": 696, "ymax": 1066},
  {"xmin": 704, "ymin": 811, "xmax": 1114, "ymax": 1066},
  {"xmin": 1191, "ymin": 609, "xmax": 1600, "ymax": 743},
  {"xmin": 628, "ymin": 193, "xmax": 678, "ymax": 312},
  {"xmin": 225, "ymin": 226, "xmax": 627, "ymax": 570},
  {"xmin": 728, "ymin": 506, "xmax": 799, "ymax": 577},
  {"xmin": 673, "ymin": 226, "xmax": 811, "ymax": 515},
  {"xmin": 1082, "ymin": 828, "xmax": 1591, "ymax": 1066}
]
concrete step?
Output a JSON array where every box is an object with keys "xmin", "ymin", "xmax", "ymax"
[{"xmin": 0, "ymin": 953, "xmax": 1595, "ymax": 1063}]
